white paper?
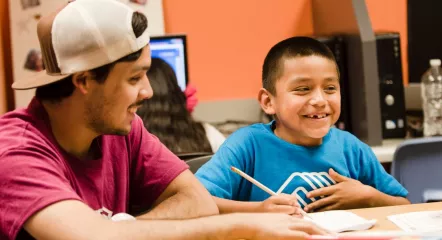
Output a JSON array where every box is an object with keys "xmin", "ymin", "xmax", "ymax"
[
  {"xmin": 306, "ymin": 210, "xmax": 377, "ymax": 233},
  {"xmin": 388, "ymin": 210, "xmax": 442, "ymax": 233}
]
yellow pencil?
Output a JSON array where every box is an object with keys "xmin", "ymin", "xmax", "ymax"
[{"xmin": 230, "ymin": 166, "xmax": 312, "ymax": 219}]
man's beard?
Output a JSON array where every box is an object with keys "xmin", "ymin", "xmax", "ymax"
[{"xmin": 84, "ymin": 99, "xmax": 130, "ymax": 136}]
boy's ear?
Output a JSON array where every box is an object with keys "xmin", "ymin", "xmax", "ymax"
[
  {"xmin": 258, "ymin": 88, "xmax": 276, "ymax": 115},
  {"xmin": 72, "ymin": 71, "xmax": 94, "ymax": 95}
]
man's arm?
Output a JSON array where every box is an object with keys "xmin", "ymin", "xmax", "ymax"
[
  {"xmin": 137, "ymin": 170, "xmax": 219, "ymax": 220},
  {"xmin": 25, "ymin": 200, "xmax": 328, "ymax": 240}
]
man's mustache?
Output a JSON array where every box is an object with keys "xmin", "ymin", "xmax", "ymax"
[{"xmin": 129, "ymin": 99, "xmax": 147, "ymax": 108}]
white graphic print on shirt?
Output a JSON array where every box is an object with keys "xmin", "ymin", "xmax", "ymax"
[{"xmin": 276, "ymin": 172, "xmax": 336, "ymax": 208}]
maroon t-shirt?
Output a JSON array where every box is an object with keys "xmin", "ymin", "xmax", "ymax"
[{"xmin": 0, "ymin": 98, "xmax": 188, "ymax": 239}]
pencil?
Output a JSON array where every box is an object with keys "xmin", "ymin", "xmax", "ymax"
[{"xmin": 230, "ymin": 166, "xmax": 312, "ymax": 219}]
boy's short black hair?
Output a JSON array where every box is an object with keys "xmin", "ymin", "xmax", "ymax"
[
  {"xmin": 262, "ymin": 36, "xmax": 339, "ymax": 95},
  {"xmin": 35, "ymin": 12, "xmax": 148, "ymax": 102}
]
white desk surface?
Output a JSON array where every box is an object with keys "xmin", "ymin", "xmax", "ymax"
[{"xmin": 371, "ymin": 138, "xmax": 406, "ymax": 163}]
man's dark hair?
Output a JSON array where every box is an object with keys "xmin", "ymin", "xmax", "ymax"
[
  {"xmin": 262, "ymin": 36, "xmax": 339, "ymax": 95},
  {"xmin": 36, "ymin": 12, "xmax": 148, "ymax": 102}
]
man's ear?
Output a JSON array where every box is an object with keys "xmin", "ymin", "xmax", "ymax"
[
  {"xmin": 258, "ymin": 88, "xmax": 276, "ymax": 115},
  {"xmin": 72, "ymin": 71, "xmax": 93, "ymax": 95}
]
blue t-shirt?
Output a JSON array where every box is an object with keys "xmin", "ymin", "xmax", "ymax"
[{"xmin": 195, "ymin": 122, "xmax": 408, "ymax": 208}]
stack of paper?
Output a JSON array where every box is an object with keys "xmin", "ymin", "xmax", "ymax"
[
  {"xmin": 306, "ymin": 210, "xmax": 377, "ymax": 233},
  {"xmin": 388, "ymin": 210, "xmax": 442, "ymax": 234}
]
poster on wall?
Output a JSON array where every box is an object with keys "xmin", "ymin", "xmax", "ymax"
[
  {"xmin": 129, "ymin": 0, "xmax": 147, "ymax": 6},
  {"xmin": 9, "ymin": 0, "xmax": 165, "ymax": 108},
  {"xmin": 20, "ymin": 0, "xmax": 41, "ymax": 10}
]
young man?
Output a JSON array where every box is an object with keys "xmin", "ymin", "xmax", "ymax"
[
  {"xmin": 0, "ymin": 1, "xmax": 326, "ymax": 239},
  {"xmin": 195, "ymin": 36, "xmax": 410, "ymax": 214}
]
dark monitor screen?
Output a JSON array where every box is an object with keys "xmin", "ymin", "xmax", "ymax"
[{"xmin": 149, "ymin": 35, "xmax": 188, "ymax": 91}]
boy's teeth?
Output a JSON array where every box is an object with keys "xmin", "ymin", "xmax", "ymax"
[{"xmin": 307, "ymin": 114, "xmax": 326, "ymax": 119}]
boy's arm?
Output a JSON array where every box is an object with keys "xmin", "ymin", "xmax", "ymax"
[
  {"xmin": 215, "ymin": 195, "xmax": 301, "ymax": 215},
  {"xmin": 25, "ymin": 200, "xmax": 327, "ymax": 240},
  {"xmin": 195, "ymin": 129, "xmax": 302, "ymax": 215},
  {"xmin": 365, "ymin": 187, "xmax": 410, "ymax": 207},
  {"xmin": 304, "ymin": 139, "xmax": 409, "ymax": 212},
  {"xmin": 215, "ymin": 196, "xmax": 261, "ymax": 213},
  {"xmin": 195, "ymin": 134, "xmax": 252, "ymax": 203},
  {"xmin": 304, "ymin": 169, "xmax": 409, "ymax": 212}
]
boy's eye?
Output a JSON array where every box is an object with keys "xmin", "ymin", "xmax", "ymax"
[
  {"xmin": 295, "ymin": 87, "xmax": 310, "ymax": 92},
  {"xmin": 325, "ymin": 85, "xmax": 337, "ymax": 92}
]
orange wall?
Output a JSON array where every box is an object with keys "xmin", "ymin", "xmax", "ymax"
[
  {"xmin": 163, "ymin": 0, "xmax": 314, "ymax": 101},
  {"xmin": 163, "ymin": 0, "xmax": 408, "ymax": 101},
  {"xmin": 0, "ymin": 0, "xmax": 407, "ymax": 107}
]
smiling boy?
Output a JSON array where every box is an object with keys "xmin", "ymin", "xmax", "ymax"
[{"xmin": 196, "ymin": 36, "xmax": 410, "ymax": 214}]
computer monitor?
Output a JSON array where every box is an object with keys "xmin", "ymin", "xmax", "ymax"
[{"xmin": 149, "ymin": 35, "xmax": 189, "ymax": 91}]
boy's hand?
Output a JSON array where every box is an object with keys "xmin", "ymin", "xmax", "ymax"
[
  {"xmin": 304, "ymin": 169, "xmax": 374, "ymax": 212},
  {"xmin": 256, "ymin": 194, "xmax": 302, "ymax": 217}
]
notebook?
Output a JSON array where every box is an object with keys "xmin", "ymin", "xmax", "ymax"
[
  {"xmin": 310, "ymin": 231, "xmax": 442, "ymax": 240},
  {"xmin": 388, "ymin": 210, "xmax": 442, "ymax": 233},
  {"xmin": 305, "ymin": 210, "xmax": 377, "ymax": 233}
]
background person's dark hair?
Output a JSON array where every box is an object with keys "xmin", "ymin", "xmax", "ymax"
[
  {"xmin": 36, "ymin": 12, "xmax": 148, "ymax": 102},
  {"xmin": 262, "ymin": 36, "xmax": 339, "ymax": 95},
  {"xmin": 136, "ymin": 57, "xmax": 212, "ymax": 154}
]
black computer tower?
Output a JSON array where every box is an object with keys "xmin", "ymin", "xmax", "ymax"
[
  {"xmin": 376, "ymin": 33, "xmax": 406, "ymax": 139},
  {"xmin": 316, "ymin": 36, "xmax": 352, "ymax": 133}
]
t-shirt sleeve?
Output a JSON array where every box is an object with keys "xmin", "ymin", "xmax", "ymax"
[
  {"xmin": 356, "ymin": 142, "xmax": 408, "ymax": 198},
  {"xmin": 129, "ymin": 116, "xmax": 189, "ymax": 209},
  {"xmin": 0, "ymin": 149, "xmax": 82, "ymax": 240},
  {"xmin": 195, "ymin": 128, "xmax": 254, "ymax": 201}
]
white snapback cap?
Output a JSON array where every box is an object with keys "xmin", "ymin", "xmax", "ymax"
[{"xmin": 12, "ymin": 0, "xmax": 150, "ymax": 90}]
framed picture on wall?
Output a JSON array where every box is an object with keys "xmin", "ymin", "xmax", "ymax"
[
  {"xmin": 23, "ymin": 49, "xmax": 44, "ymax": 72},
  {"xmin": 21, "ymin": 0, "xmax": 40, "ymax": 10},
  {"xmin": 129, "ymin": 0, "xmax": 147, "ymax": 6}
]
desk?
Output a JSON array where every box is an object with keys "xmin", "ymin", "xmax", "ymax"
[
  {"xmin": 371, "ymin": 139, "xmax": 406, "ymax": 163},
  {"xmin": 348, "ymin": 202, "xmax": 442, "ymax": 231}
]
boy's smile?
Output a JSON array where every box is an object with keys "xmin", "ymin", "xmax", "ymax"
[
  {"xmin": 303, "ymin": 114, "xmax": 331, "ymax": 125},
  {"xmin": 304, "ymin": 114, "xmax": 329, "ymax": 119},
  {"xmin": 261, "ymin": 55, "xmax": 341, "ymax": 146}
]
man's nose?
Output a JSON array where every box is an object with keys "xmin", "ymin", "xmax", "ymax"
[{"xmin": 139, "ymin": 75, "xmax": 153, "ymax": 100}]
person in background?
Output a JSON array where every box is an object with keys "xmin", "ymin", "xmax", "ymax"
[
  {"xmin": 196, "ymin": 36, "xmax": 410, "ymax": 215},
  {"xmin": 137, "ymin": 57, "xmax": 226, "ymax": 153}
]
